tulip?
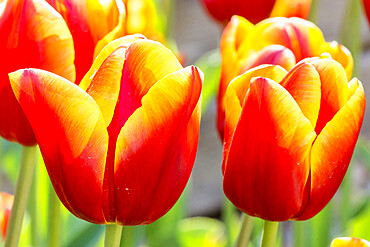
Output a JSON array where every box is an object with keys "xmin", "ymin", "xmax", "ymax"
[
  {"xmin": 222, "ymin": 54, "xmax": 365, "ymax": 221},
  {"xmin": 9, "ymin": 35, "xmax": 203, "ymax": 225},
  {"xmin": 331, "ymin": 237, "xmax": 370, "ymax": 247},
  {"xmin": 0, "ymin": 0, "xmax": 75, "ymax": 146},
  {"xmin": 47, "ymin": 0, "xmax": 163, "ymax": 82},
  {"xmin": 0, "ymin": 193, "xmax": 13, "ymax": 240},
  {"xmin": 200, "ymin": 0, "xmax": 311, "ymax": 25},
  {"xmin": 217, "ymin": 16, "xmax": 353, "ymax": 138}
]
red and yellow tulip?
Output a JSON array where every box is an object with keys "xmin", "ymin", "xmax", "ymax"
[
  {"xmin": 47, "ymin": 0, "xmax": 163, "ymax": 82},
  {"xmin": 200, "ymin": 0, "xmax": 311, "ymax": 25},
  {"xmin": 217, "ymin": 16, "xmax": 353, "ymax": 138},
  {"xmin": 331, "ymin": 237, "xmax": 370, "ymax": 247},
  {"xmin": 222, "ymin": 54, "xmax": 365, "ymax": 221},
  {"xmin": 0, "ymin": 192, "xmax": 14, "ymax": 239},
  {"xmin": 0, "ymin": 0, "xmax": 75, "ymax": 146},
  {"xmin": 9, "ymin": 35, "xmax": 203, "ymax": 225}
]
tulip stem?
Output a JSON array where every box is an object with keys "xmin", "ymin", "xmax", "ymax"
[
  {"xmin": 235, "ymin": 213, "xmax": 254, "ymax": 247},
  {"xmin": 5, "ymin": 145, "xmax": 37, "ymax": 247},
  {"xmin": 104, "ymin": 224, "xmax": 123, "ymax": 247},
  {"xmin": 48, "ymin": 188, "xmax": 61, "ymax": 247},
  {"xmin": 261, "ymin": 221, "xmax": 279, "ymax": 247}
]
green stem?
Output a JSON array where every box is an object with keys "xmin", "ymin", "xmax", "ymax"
[
  {"xmin": 4, "ymin": 145, "xmax": 37, "ymax": 247},
  {"xmin": 340, "ymin": 0, "xmax": 362, "ymax": 77},
  {"xmin": 222, "ymin": 196, "xmax": 235, "ymax": 247},
  {"xmin": 29, "ymin": 165, "xmax": 39, "ymax": 247},
  {"xmin": 293, "ymin": 221, "xmax": 305, "ymax": 247},
  {"xmin": 235, "ymin": 214, "xmax": 254, "ymax": 247},
  {"xmin": 48, "ymin": 188, "xmax": 61, "ymax": 247},
  {"xmin": 104, "ymin": 224, "xmax": 123, "ymax": 247},
  {"xmin": 260, "ymin": 221, "xmax": 279, "ymax": 247},
  {"xmin": 309, "ymin": 0, "xmax": 319, "ymax": 22}
]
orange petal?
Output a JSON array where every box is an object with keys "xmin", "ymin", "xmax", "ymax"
[
  {"xmin": 240, "ymin": 45, "xmax": 296, "ymax": 73},
  {"xmin": 321, "ymin": 41, "xmax": 353, "ymax": 80},
  {"xmin": 330, "ymin": 237, "xmax": 370, "ymax": 247},
  {"xmin": 47, "ymin": 0, "xmax": 120, "ymax": 82},
  {"xmin": 9, "ymin": 69, "xmax": 108, "ymax": 224},
  {"xmin": 252, "ymin": 17, "xmax": 325, "ymax": 61},
  {"xmin": 0, "ymin": 0, "xmax": 75, "ymax": 145},
  {"xmin": 309, "ymin": 57, "xmax": 350, "ymax": 134},
  {"xmin": 270, "ymin": 0, "xmax": 312, "ymax": 20},
  {"xmin": 93, "ymin": 0, "xmax": 126, "ymax": 59},
  {"xmin": 86, "ymin": 46, "xmax": 126, "ymax": 126},
  {"xmin": 223, "ymin": 77, "xmax": 316, "ymax": 221},
  {"xmin": 222, "ymin": 64, "xmax": 288, "ymax": 172},
  {"xmin": 110, "ymin": 39, "xmax": 183, "ymax": 137},
  {"xmin": 113, "ymin": 66, "xmax": 202, "ymax": 225},
  {"xmin": 79, "ymin": 34, "xmax": 146, "ymax": 91},
  {"xmin": 295, "ymin": 78, "xmax": 365, "ymax": 220},
  {"xmin": 217, "ymin": 15, "xmax": 254, "ymax": 138},
  {"xmin": 280, "ymin": 62, "xmax": 321, "ymax": 128}
]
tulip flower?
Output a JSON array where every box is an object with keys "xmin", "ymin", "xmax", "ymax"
[
  {"xmin": 331, "ymin": 237, "xmax": 370, "ymax": 247},
  {"xmin": 222, "ymin": 54, "xmax": 365, "ymax": 221},
  {"xmin": 47, "ymin": 0, "xmax": 163, "ymax": 82},
  {"xmin": 217, "ymin": 16, "xmax": 353, "ymax": 138},
  {"xmin": 9, "ymin": 35, "xmax": 203, "ymax": 225},
  {"xmin": 200, "ymin": 0, "xmax": 311, "ymax": 25},
  {"xmin": 0, "ymin": 0, "xmax": 75, "ymax": 146},
  {"xmin": 0, "ymin": 192, "xmax": 13, "ymax": 239}
]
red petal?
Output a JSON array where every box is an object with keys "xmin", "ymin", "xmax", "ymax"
[
  {"xmin": 223, "ymin": 77, "xmax": 316, "ymax": 221},
  {"xmin": 9, "ymin": 69, "xmax": 108, "ymax": 224},
  {"xmin": 0, "ymin": 0, "xmax": 75, "ymax": 145},
  {"xmin": 309, "ymin": 57, "xmax": 350, "ymax": 134},
  {"xmin": 280, "ymin": 62, "xmax": 321, "ymax": 128},
  {"xmin": 295, "ymin": 78, "xmax": 365, "ymax": 220},
  {"xmin": 113, "ymin": 66, "xmax": 202, "ymax": 225},
  {"xmin": 222, "ymin": 65, "xmax": 288, "ymax": 173}
]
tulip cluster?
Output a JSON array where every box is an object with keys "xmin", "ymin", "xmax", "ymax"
[
  {"xmin": 217, "ymin": 16, "xmax": 353, "ymax": 138},
  {"xmin": 9, "ymin": 35, "xmax": 203, "ymax": 225},
  {"xmin": 0, "ymin": 0, "xmax": 165, "ymax": 146},
  {"xmin": 222, "ymin": 55, "xmax": 365, "ymax": 221}
]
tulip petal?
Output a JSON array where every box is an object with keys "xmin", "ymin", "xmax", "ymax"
[
  {"xmin": 93, "ymin": 0, "xmax": 126, "ymax": 59},
  {"xmin": 218, "ymin": 15, "xmax": 254, "ymax": 138},
  {"xmin": 330, "ymin": 237, "xmax": 370, "ymax": 247},
  {"xmin": 85, "ymin": 46, "xmax": 126, "ymax": 126},
  {"xmin": 322, "ymin": 41, "xmax": 353, "ymax": 80},
  {"xmin": 114, "ymin": 66, "xmax": 202, "ymax": 225},
  {"xmin": 80, "ymin": 34, "xmax": 146, "ymax": 91},
  {"xmin": 309, "ymin": 57, "xmax": 349, "ymax": 134},
  {"xmin": 47, "ymin": 0, "xmax": 120, "ymax": 82},
  {"xmin": 222, "ymin": 65, "xmax": 288, "ymax": 172},
  {"xmin": 223, "ymin": 77, "xmax": 316, "ymax": 221},
  {"xmin": 110, "ymin": 39, "xmax": 183, "ymax": 136},
  {"xmin": 240, "ymin": 45, "xmax": 296, "ymax": 73},
  {"xmin": 9, "ymin": 69, "xmax": 109, "ymax": 224},
  {"xmin": 294, "ymin": 78, "xmax": 365, "ymax": 220},
  {"xmin": 0, "ymin": 0, "xmax": 75, "ymax": 145},
  {"xmin": 270, "ymin": 0, "xmax": 312, "ymax": 20},
  {"xmin": 280, "ymin": 62, "xmax": 321, "ymax": 128}
]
